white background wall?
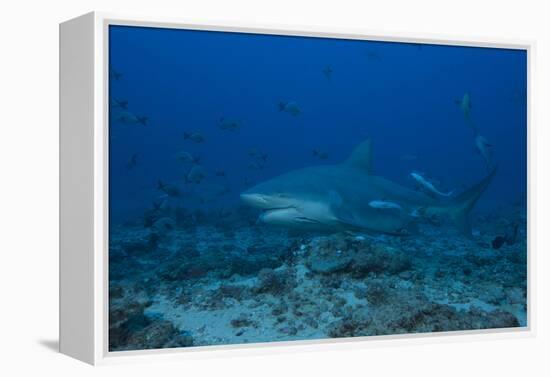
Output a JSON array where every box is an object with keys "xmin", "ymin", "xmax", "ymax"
[{"xmin": 1, "ymin": 0, "xmax": 548, "ymax": 375}]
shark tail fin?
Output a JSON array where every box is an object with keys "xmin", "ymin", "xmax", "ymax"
[{"xmin": 448, "ymin": 166, "xmax": 497, "ymax": 237}]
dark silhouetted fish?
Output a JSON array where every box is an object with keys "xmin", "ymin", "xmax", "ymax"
[
  {"xmin": 136, "ymin": 116, "xmax": 148, "ymax": 126},
  {"xmin": 510, "ymin": 89, "xmax": 527, "ymax": 106},
  {"xmin": 322, "ymin": 66, "xmax": 333, "ymax": 79},
  {"xmin": 249, "ymin": 149, "xmax": 268, "ymax": 161},
  {"xmin": 151, "ymin": 200, "xmax": 162, "ymax": 211},
  {"xmin": 184, "ymin": 132, "xmax": 205, "ymax": 143},
  {"xmin": 454, "ymin": 92, "xmax": 477, "ymax": 132},
  {"xmin": 248, "ymin": 161, "xmax": 265, "ymax": 170},
  {"xmin": 366, "ymin": 50, "xmax": 381, "ymax": 61},
  {"xmin": 278, "ymin": 101, "xmax": 301, "ymax": 116},
  {"xmin": 176, "ymin": 151, "xmax": 200, "ymax": 164},
  {"xmin": 505, "ymin": 222, "xmax": 519, "ymax": 245},
  {"xmin": 151, "ymin": 199, "xmax": 169, "ymax": 212},
  {"xmin": 116, "ymin": 111, "xmax": 148, "ymax": 126},
  {"xmin": 219, "ymin": 117, "xmax": 240, "ymax": 131},
  {"xmin": 126, "ymin": 153, "xmax": 138, "ymax": 170},
  {"xmin": 111, "ymin": 98, "xmax": 128, "ymax": 109},
  {"xmin": 410, "ymin": 172, "xmax": 455, "ymax": 197},
  {"xmin": 492, "ymin": 236, "xmax": 506, "ymax": 249},
  {"xmin": 186, "ymin": 165, "xmax": 207, "ymax": 184},
  {"xmin": 157, "ymin": 180, "xmax": 181, "ymax": 197},
  {"xmin": 313, "ymin": 149, "xmax": 329, "ymax": 160},
  {"xmin": 492, "ymin": 222, "xmax": 519, "ymax": 250},
  {"xmin": 110, "ymin": 67, "xmax": 123, "ymax": 81},
  {"xmin": 475, "ymin": 134, "xmax": 493, "ymax": 170},
  {"xmin": 401, "ymin": 154, "xmax": 418, "ymax": 161}
]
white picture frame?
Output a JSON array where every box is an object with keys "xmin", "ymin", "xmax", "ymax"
[{"xmin": 59, "ymin": 11, "xmax": 535, "ymax": 365}]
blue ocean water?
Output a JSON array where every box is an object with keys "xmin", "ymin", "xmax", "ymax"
[{"xmin": 108, "ymin": 25, "xmax": 527, "ymax": 351}]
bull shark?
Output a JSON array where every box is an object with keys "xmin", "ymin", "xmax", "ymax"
[{"xmin": 240, "ymin": 139, "xmax": 496, "ymax": 237}]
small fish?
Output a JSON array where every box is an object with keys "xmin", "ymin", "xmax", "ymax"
[
  {"xmin": 409, "ymin": 207, "xmax": 424, "ymax": 218},
  {"xmin": 455, "ymin": 92, "xmax": 471, "ymax": 118},
  {"xmin": 152, "ymin": 199, "xmax": 169, "ymax": 212},
  {"xmin": 110, "ymin": 67, "xmax": 123, "ymax": 81},
  {"xmin": 176, "ymin": 151, "xmax": 200, "ymax": 164},
  {"xmin": 401, "ymin": 154, "xmax": 418, "ymax": 161},
  {"xmin": 510, "ymin": 90, "xmax": 527, "ymax": 106},
  {"xmin": 504, "ymin": 222, "xmax": 519, "ymax": 246},
  {"xmin": 313, "ymin": 149, "xmax": 329, "ymax": 160},
  {"xmin": 151, "ymin": 200, "xmax": 162, "ymax": 211},
  {"xmin": 322, "ymin": 65, "xmax": 333, "ymax": 79},
  {"xmin": 157, "ymin": 180, "xmax": 180, "ymax": 197},
  {"xmin": 183, "ymin": 132, "xmax": 205, "ymax": 143},
  {"xmin": 219, "ymin": 117, "xmax": 240, "ymax": 131},
  {"xmin": 410, "ymin": 172, "xmax": 455, "ymax": 197},
  {"xmin": 249, "ymin": 149, "xmax": 268, "ymax": 161},
  {"xmin": 111, "ymin": 98, "xmax": 128, "ymax": 109},
  {"xmin": 366, "ymin": 50, "xmax": 381, "ymax": 61},
  {"xmin": 248, "ymin": 161, "xmax": 265, "ymax": 170},
  {"xmin": 186, "ymin": 165, "xmax": 207, "ymax": 184},
  {"xmin": 455, "ymin": 92, "xmax": 477, "ymax": 132},
  {"xmin": 218, "ymin": 208, "xmax": 233, "ymax": 218},
  {"xmin": 475, "ymin": 134, "xmax": 493, "ymax": 170},
  {"xmin": 368, "ymin": 200, "xmax": 403, "ymax": 211},
  {"xmin": 116, "ymin": 111, "xmax": 148, "ymax": 125},
  {"xmin": 492, "ymin": 235, "xmax": 506, "ymax": 250},
  {"xmin": 210, "ymin": 184, "xmax": 231, "ymax": 196},
  {"xmin": 278, "ymin": 101, "xmax": 301, "ymax": 116},
  {"xmin": 126, "ymin": 153, "xmax": 138, "ymax": 170}
]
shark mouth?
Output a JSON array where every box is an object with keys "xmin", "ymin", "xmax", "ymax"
[
  {"xmin": 293, "ymin": 217, "xmax": 322, "ymax": 224},
  {"xmin": 261, "ymin": 206, "xmax": 294, "ymax": 214},
  {"xmin": 260, "ymin": 207, "xmax": 322, "ymax": 225}
]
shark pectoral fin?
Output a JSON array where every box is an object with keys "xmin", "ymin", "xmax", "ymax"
[
  {"xmin": 328, "ymin": 191, "xmax": 367, "ymax": 229},
  {"xmin": 332, "ymin": 205, "xmax": 369, "ymax": 230}
]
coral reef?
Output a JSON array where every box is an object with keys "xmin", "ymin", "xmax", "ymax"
[
  {"xmin": 109, "ymin": 289, "xmax": 193, "ymax": 351},
  {"xmin": 108, "ymin": 206, "xmax": 527, "ymax": 350}
]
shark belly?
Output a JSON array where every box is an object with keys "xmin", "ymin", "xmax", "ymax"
[{"xmin": 258, "ymin": 198, "xmax": 343, "ymax": 231}]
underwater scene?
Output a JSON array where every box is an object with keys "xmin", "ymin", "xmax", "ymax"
[{"xmin": 108, "ymin": 25, "xmax": 527, "ymax": 351}]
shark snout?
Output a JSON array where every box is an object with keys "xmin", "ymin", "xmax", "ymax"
[{"xmin": 240, "ymin": 192, "xmax": 270, "ymax": 208}]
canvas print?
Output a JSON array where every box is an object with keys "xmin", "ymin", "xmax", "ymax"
[{"xmin": 108, "ymin": 25, "xmax": 527, "ymax": 351}]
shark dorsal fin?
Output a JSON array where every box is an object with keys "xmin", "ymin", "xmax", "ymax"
[{"xmin": 345, "ymin": 139, "xmax": 373, "ymax": 174}]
